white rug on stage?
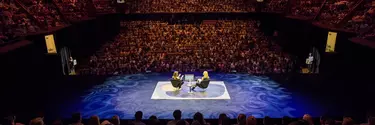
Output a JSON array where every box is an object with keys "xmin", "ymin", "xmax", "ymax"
[{"xmin": 151, "ymin": 81, "xmax": 230, "ymax": 100}]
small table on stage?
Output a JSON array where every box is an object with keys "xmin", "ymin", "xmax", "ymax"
[{"xmin": 186, "ymin": 80, "xmax": 194, "ymax": 93}]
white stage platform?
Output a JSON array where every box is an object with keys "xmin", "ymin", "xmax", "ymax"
[{"xmin": 151, "ymin": 81, "xmax": 231, "ymax": 100}]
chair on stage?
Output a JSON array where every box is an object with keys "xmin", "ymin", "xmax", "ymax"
[
  {"xmin": 170, "ymin": 79, "xmax": 183, "ymax": 90},
  {"xmin": 193, "ymin": 79, "xmax": 210, "ymax": 90}
]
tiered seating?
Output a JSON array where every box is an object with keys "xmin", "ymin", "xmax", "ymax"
[
  {"xmin": 263, "ymin": 0, "xmax": 289, "ymax": 13},
  {"xmin": 318, "ymin": 0, "xmax": 360, "ymax": 26},
  {"xmin": 290, "ymin": 0, "xmax": 324, "ymax": 19},
  {"xmin": 80, "ymin": 20, "xmax": 291, "ymax": 75},
  {"xmin": 18, "ymin": 0, "xmax": 66, "ymax": 29},
  {"xmin": 343, "ymin": 0, "xmax": 374, "ymax": 32},
  {"xmin": 0, "ymin": 1, "xmax": 40, "ymax": 44},
  {"xmin": 132, "ymin": 0, "xmax": 254, "ymax": 13},
  {"xmin": 92, "ymin": 0, "xmax": 116, "ymax": 14},
  {"xmin": 53, "ymin": 0, "xmax": 90, "ymax": 21}
]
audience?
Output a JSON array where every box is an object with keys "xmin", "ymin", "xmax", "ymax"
[
  {"xmin": 176, "ymin": 120, "xmax": 188, "ymax": 125},
  {"xmin": 0, "ymin": 0, "xmax": 40, "ymax": 44},
  {"xmin": 343, "ymin": 0, "xmax": 375, "ymax": 32},
  {"xmin": 192, "ymin": 112, "xmax": 208, "ymax": 125},
  {"xmin": 53, "ymin": 0, "xmax": 90, "ymax": 21},
  {"xmin": 237, "ymin": 114, "xmax": 247, "ymax": 125},
  {"xmin": 110, "ymin": 115, "xmax": 120, "ymax": 125},
  {"xmin": 342, "ymin": 117, "xmax": 354, "ymax": 125},
  {"xmin": 318, "ymin": 0, "xmax": 358, "ymax": 25},
  {"xmin": 2, "ymin": 112, "xmax": 372, "ymax": 125},
  {"xmin": 52, "ymin": 119, "xmax": 63, "ymax": 125},
  {"xmin": 218, "ymin": 113, "xmax": 228, "ymax": 125},
  {"xmin": 70, "ymin": 113, "xmax": 83, "ymax": 125},
  {"xmin": 92, "ymin": 0, "xmax": 116, "ymax": 14},
  {"xmin": 88, "ymin": 115, "xmax": 100, "ymax": 125},
  {"xmin": 132, "ymin": 111, "xmax": 146, "ymax": 125},
  {"xmin": 303, "ymin": 114, "xmax": 314, "ymax": 125},
  {"xmin": 263, "ymin": 0, "xmax": 288, "ymax": 13},
  {"xmin": 80, "ymin": 20, "xmax": 292, "ymax": 75},
  {"xmin": 168, "ymin": 110, "xmax": 190, "ymax": 125},
  {"xmin": 221, "ymin": 117, "xmax": 232, "ymax": 125},
  {"xmin": 289, "ymin": 120, "xmax": 309, "ymax": 125},
  {"xmin": 290, "ymin": 0, "xmax": 323, "ymax": 18},
  {"xmin": 130, "ymin": 0, "xmax": 256, "ymax": 13},
  {"xmin": 282, "ymin": 116, "xmax": 291, "ymax": 125},
  {"xmin": 29, "ymin": 117, "xmax": 44, "ymax": 125},
  {"xmin": 18, "ymin": 0, "xmax": 66, "ymax": 29},
  {"xmin": 246, "ymin": 116, "xmax": 257, "ymax": 125},
  {"xmin": 263, "ymin": 116, "xmax": 274, "ymax": 125},
  {"xmin": 148, "ymin": 115, "xmax": 161, "ymax": 125}
]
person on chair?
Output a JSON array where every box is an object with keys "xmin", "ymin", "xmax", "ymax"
[
  {"xmin": 192, "ymin": 71, "xmax": 209, "ymax": 90},
  {"xmin": 172, "ymin": 71, "xmax": 184, "ymax": 89}
]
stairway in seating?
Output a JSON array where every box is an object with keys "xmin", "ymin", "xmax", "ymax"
[
  {"xmin": 51, "ymin": 0, "xmax": 70, "ymax": 24},
  {"xmin": 313, "ymin": 0, "xmax": 328, "ymax": 21},
  {"xmin": 336, "ymin": 0, "xmax": 364, "ymax": 28}
]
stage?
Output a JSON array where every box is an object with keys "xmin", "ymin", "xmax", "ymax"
[{"xmin": 54, "ymin": 73, "xmax": 324, "ymax": 119}]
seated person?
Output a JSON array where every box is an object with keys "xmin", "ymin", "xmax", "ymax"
[
  {"xmin": 192, "ymin": 71, "xmax": 209, "ymax": 90},
  {"xmin": 172, "ymin": 71, "xmax": 184, "ymax": 89}
]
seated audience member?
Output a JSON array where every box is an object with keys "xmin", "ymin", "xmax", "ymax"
[
  {"xmin": 221, "ymin": 117, "xmax": 232, "ymax": 125},
  {"xmin": 263, "ymin": 116, "xmax": 273, "ymax": 125},
  {"xmin": 70, "ymin": 112, "xmax": 83, "ymax": 125},
  {"xmin": 282, "ymin": 116, "xmax": 292, "ymax": 125},
  {"xmin": 289, "ymin": 120, "xmax": 309, "ymax": 125},
  {"xmin": 52, "ymin": 119, "xmax": 63, "ymax": 125},
  {"xmin": 177, "ymin": 120, "xmax": 188, "ymax": 125},
  {"xmin": 148, "ymin": 115, "xmax": 161, "ymax": 125},
  {"xmin": 342, "ymin": 117, "xmax": 354, "ymax": 125},
  {"xmin": 172, "ymin": 71, "xmax": 184, "ymax": 89},
  {"xmin": 168, "ymin": 110, "xmax": 190, "ymax": 125},
  {"xmin": 192, "ymin": 112, "xmax": 209, "ymax": 125},
  {"xmin": 29, "ymin": 117, "xmax": 44, "ymax": 125},
  {"xmin": 192, "ymin": 71, "xmax": 209, "ymax": 90},
  {"xmin": 132, "ymin": 111, "xmax": 146, "ymax": 125},
  {"xmin": 325, "ymin": 119, "xmax": 336, "ymax": 125},
  {"xmin": 4, "ymin": 115, "xmax": 24, "ymax": 125},
  {"xmin": 88, "ymin": 115, "xmax": 100, "ymax": 125},
  {"xmin": 101, "ymin": 120, "xmax": 112, "ymax": 125},
  {"xmin": 303, "ymin": 114, "xmax": 313, "ymax": 125},
  {"xmin": 218, "ymin": 113, "xmax": 228, "ymax": 125},
  {"xmin": 237, "ymin": 114, "xmax": 247, "ymax": 125},
  {"xmin": 246, "ymin": 116, "xmax": 256, "ymax": 125},
  {"xmin": 110, "ymin": 115, "xmax": 120, "ymax": 125}
]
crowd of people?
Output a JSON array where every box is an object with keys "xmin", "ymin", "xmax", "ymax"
[
  {"xmin": 290, "ymin": 0, "xmax": 323, "ymax": 18},
  {"xmin": 318, "ymin": 0, "xmax": 358, "ymax": 25},
  {"xmin": 19, "ymin": 0, "xmax": 66, "ymax": 29},
  {"xmin": 0, "ymin": 0, "xmax": 40, "ymax": 44},
  {"xmin": 343, "ymin": 0, "xmax": 374, "ymax": 33},
  {"xmin": 131, "ymin": 0, "xmax": 256, "ymax": 13},
  {"xmin": 93, "ymin": 0, "xmax": 116, "ymax": 14},
  {"xmin": 4, "ymin": 111, "xmax": 375, "ymax": 125},
  {"xmin": 263, "ymin": 0, "xmax": 288, "ymax": 13},
  {"xmin": 79, "ymin": 20, "xmax": 292, "ymax": 75},
  {"xmin": 53, "ymin": 0, "xmax": 90, "ymax": 21}
]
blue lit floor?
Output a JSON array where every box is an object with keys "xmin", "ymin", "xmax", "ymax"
[{"xmin": 60, "ymin": 73, "xmax": 322, "ymax": 119}]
